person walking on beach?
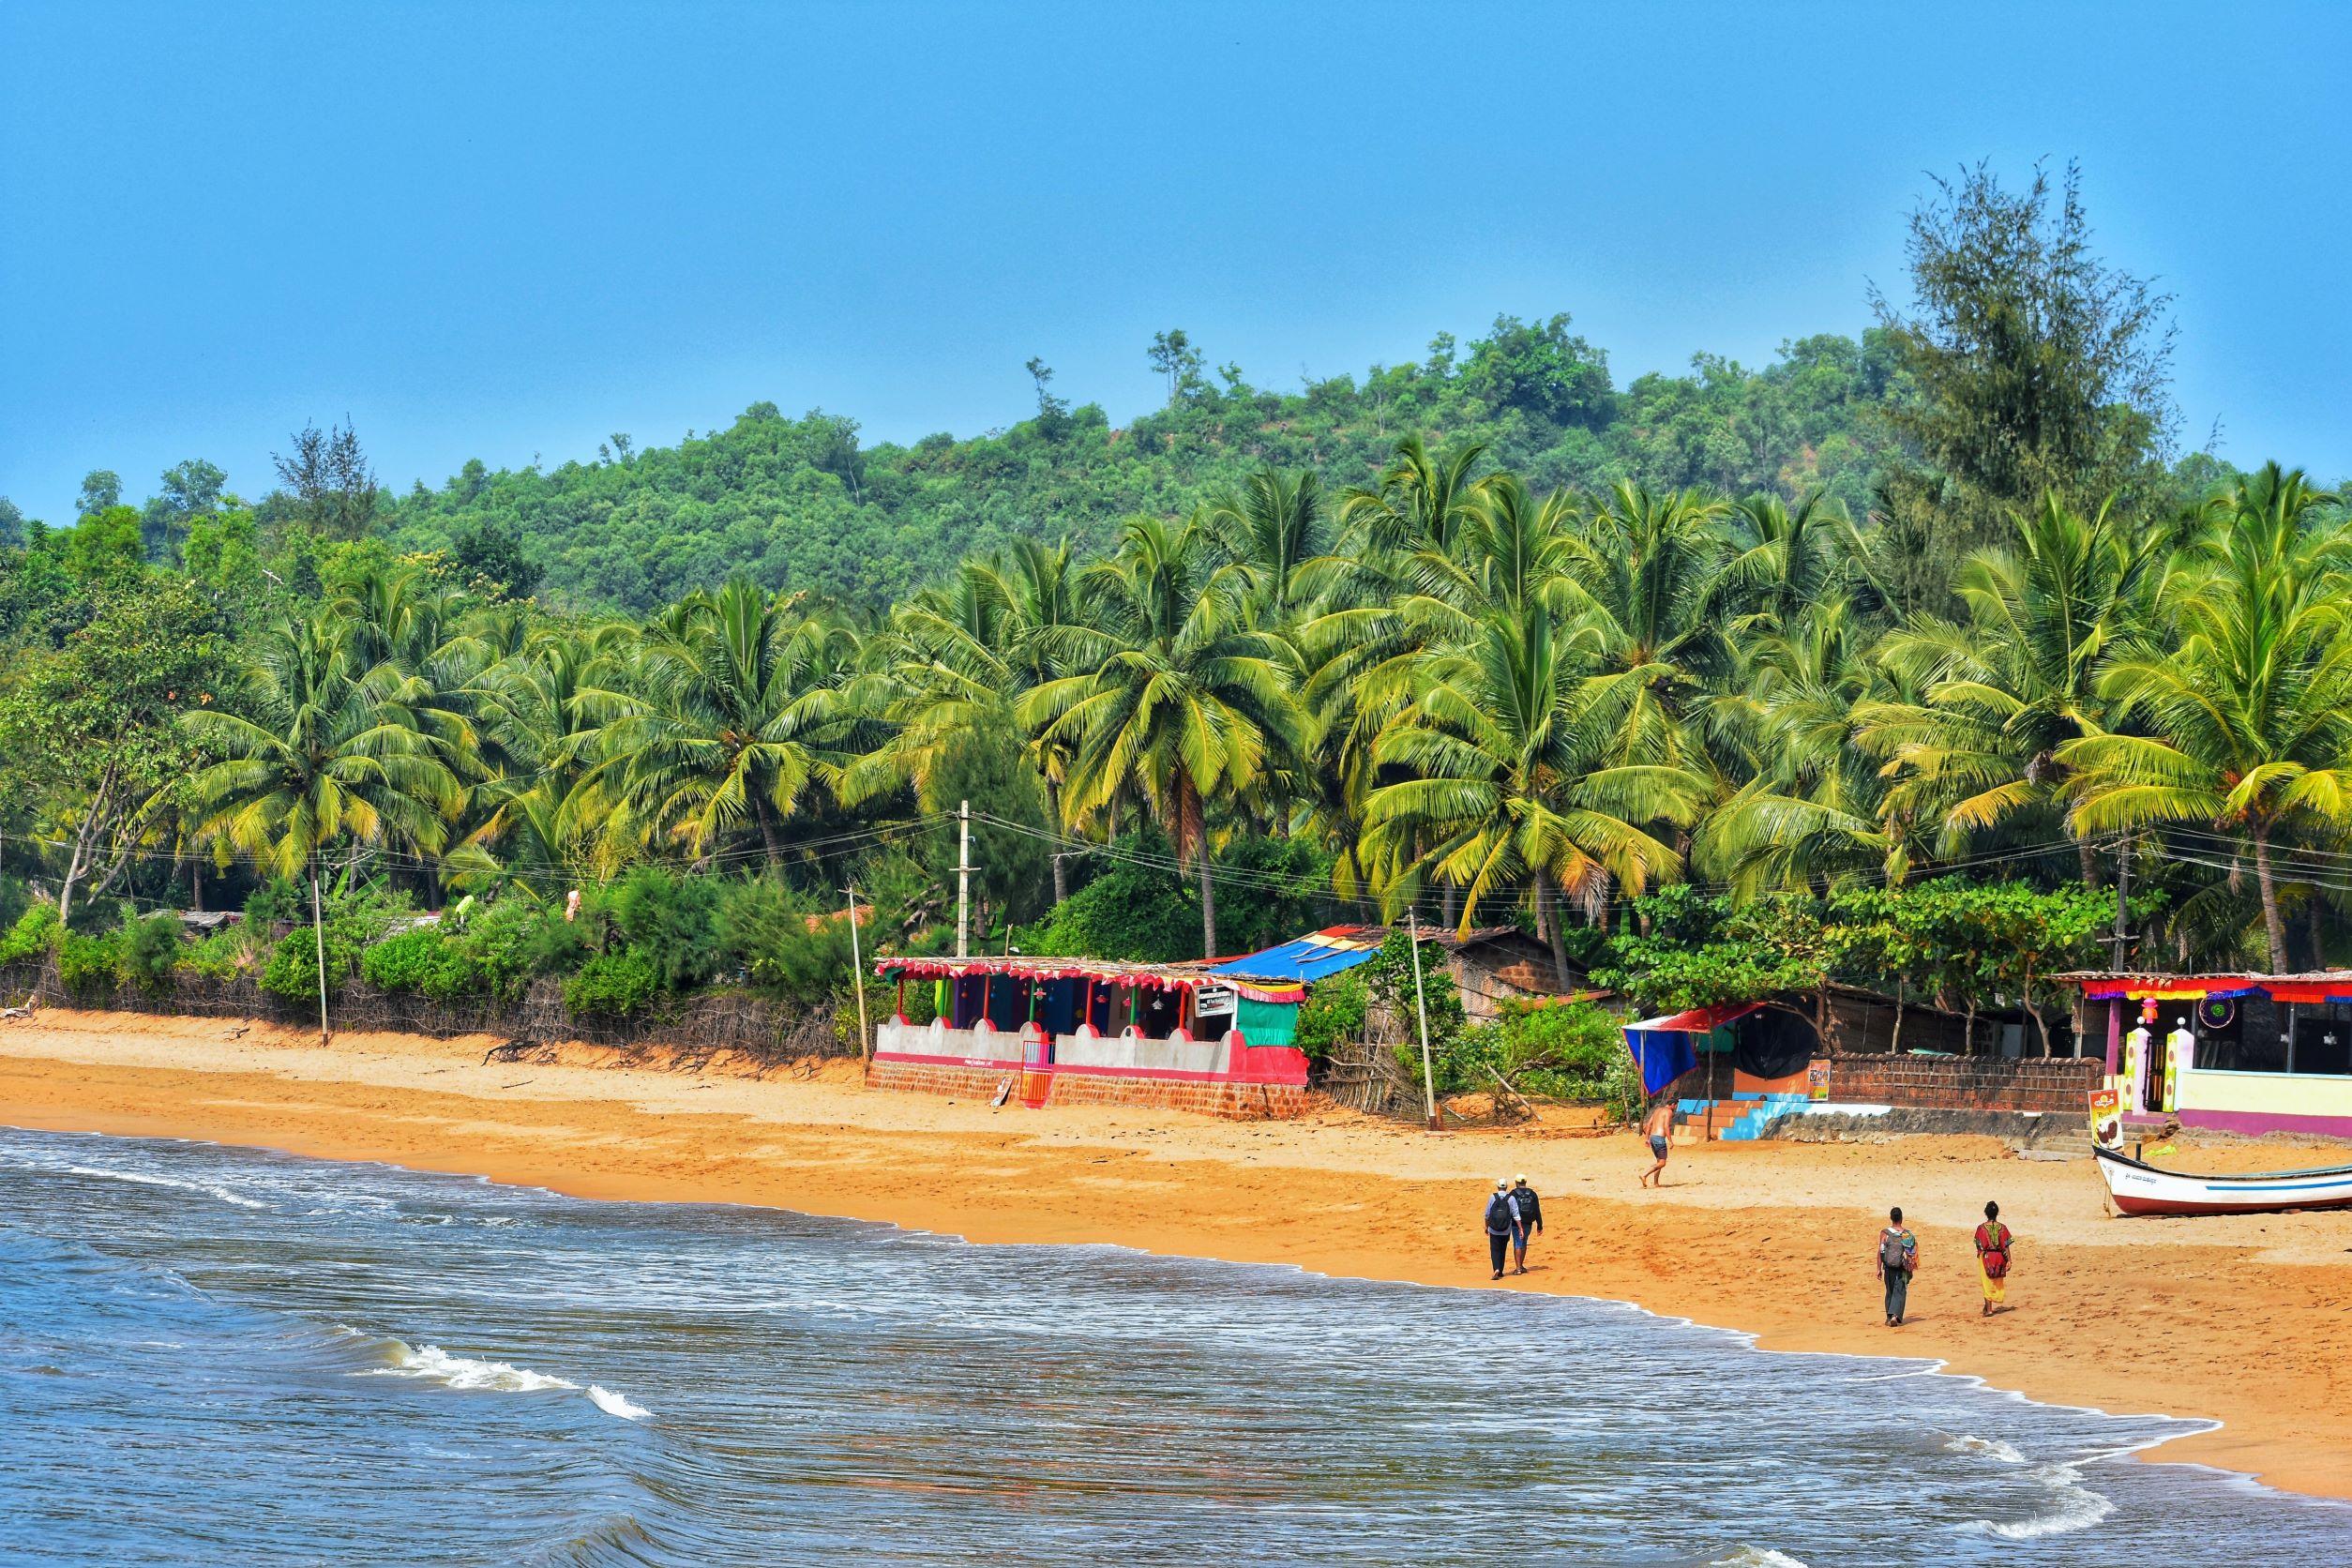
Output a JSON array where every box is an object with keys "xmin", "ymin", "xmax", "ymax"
[
  {"xmin": 1509, "ymin": 1175, "xmax": 1543, "ymax": 1274},
  {"xmin": 1484, "ymin": 1180, "xmax": 1518, "ymax": 1280},
  {"xmin": 1877, "ymin": 1206, "xmax": 1918, "ymax": 1326},
  {"xmin": 1638, "ymin": 1098, "xmax": 1673, "ymax": 1187},
  {"xmin": 1974, "ymin": 1200, "xmax": 2013, "ymax": 1317}
]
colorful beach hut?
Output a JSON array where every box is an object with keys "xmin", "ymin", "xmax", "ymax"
[
  {"xmin": 2064, "ymin": 971, "xmax": 2352, "ymax": 1138},
  {"xmin": 866, "ymin": 954, "xmax": 1312, "ymax": 1119}
]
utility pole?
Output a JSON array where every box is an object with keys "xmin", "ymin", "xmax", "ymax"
[
  {"xmin": 1409, "ymin": 906, "xmax": 1439, "ymax": 1132},
  {"xmin": 310, "ymin": 859, "xmax": 329, "ymax": 1046},
  {"xmin": 956, "ymin": 799, "xmax": 972, "ymax": 959},
  {"xmin": 845, "ymin": 885, "xmax": 869, "ymax": 1062}
]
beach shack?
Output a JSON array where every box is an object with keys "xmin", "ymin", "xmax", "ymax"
[
  {"xmin": 867, "ymin": 955, "xmax": 1312, "ymax": 1118},
  {"xmin": 2065, "ymin": 971, "xmax": 2352, "ymax": 1138}
]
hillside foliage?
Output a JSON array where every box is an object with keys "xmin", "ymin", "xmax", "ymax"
[{"xmin": 4, "ymin": 162, "xmax": 2346, "ymax": 1055}]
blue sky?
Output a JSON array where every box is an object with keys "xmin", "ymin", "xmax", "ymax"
[{"xmin": 4, "ymin": 1, "xmax": 2346, "ymax": 521}]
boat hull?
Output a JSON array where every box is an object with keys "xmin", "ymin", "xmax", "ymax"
[{"xmin": 2093, "ymin": 1144, "xmax": 2352, "ymax": 1216}]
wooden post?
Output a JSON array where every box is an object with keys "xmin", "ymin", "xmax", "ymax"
[
  {"xmin": 310, "ymin": 861, "xmax": 329, "ymax": 1046},
  {"xmin": 845, "ymin": 886, "xmax": 869, "ymax": 1062},
  {"xmin": 1410, "ymin": 908, "xmax": 1439, "ymax": 1132}
]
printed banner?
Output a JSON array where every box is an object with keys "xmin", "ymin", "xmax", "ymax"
[
  {"xmin": 2089, "ymin": 1087, "xmax": 2122, "ymax": 1150},
  {"xmin": 1806, "ymin": 1058, "xmax": 1831, "ymax": 1102}
]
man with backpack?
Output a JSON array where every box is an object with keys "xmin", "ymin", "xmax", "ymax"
[
  {"xmin": 1483, "ymin": 1180, "xmax": 1518, "ymax": 1280},
  {"xmin": 1974, "ymin": 1199, "xmax": 2014, "ymax": 1317},
  {"xmin": 1509, "ymin": 1174, "xmax": 1543, "ymax": 1275},
  {"xmin": 1876, "ymin": 1206, "xmax": 1918, "ymax": 1326}
]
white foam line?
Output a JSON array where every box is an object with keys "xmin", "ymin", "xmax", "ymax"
[{"xmin": 66, "ymin": 1165, "xmax": 269, "ymax": 1210}]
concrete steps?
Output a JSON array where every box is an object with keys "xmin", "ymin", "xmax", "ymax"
[{"xmin": 1674, "ymin": 1093, "xmax": 1814, "ymax": 1141}]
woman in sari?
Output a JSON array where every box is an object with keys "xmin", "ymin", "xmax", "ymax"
[{"xmin": 1973, "ymin": 1199, "xmax": 2013, "ymax": 1316}]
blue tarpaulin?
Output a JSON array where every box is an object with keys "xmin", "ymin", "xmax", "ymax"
[
  {"xmin": 1204, "ymin": 927, "xmax": 1386, "ymax": 983},
  {"xmin": 1621, "ymin": 1003, "xmax": 1760, "ymax": 1095}
]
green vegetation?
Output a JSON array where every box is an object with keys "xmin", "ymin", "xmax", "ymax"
[
  {"xmin": 1596, "ymin": 880, "xmax": 2128, "ymax": 1054},
  {"xmin": 1, "ymin": 161, "xmax": 2346, "ymax": 1057}
]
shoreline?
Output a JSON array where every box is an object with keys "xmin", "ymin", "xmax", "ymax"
[{"xmin": 4, "ymin": 1009, "xmax": 2349, "ymax": 1502}]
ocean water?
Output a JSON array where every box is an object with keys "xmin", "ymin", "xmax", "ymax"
[{"xmin": 0, "ymin": 1126, "xmax": 2344, "ymax": 1567}]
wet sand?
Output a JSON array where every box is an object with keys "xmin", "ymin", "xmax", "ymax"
[{"xmin": 4, "ymin": 1008, "xmax": 2347, "ymax": 1500}]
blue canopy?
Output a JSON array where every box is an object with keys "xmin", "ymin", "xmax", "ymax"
[{"xmin": 1204, "ymin": 927, "xmax": 1385, "ymax": 983}]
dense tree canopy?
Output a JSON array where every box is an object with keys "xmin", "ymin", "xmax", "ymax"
[{"xmin": 3, "ymin": 165, "xmax": 2347, "ymax": 1043}]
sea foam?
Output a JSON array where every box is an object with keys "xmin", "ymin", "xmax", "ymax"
[
  {"xmin": 67, "ymin": 1166, "xmax": 268, "ymax": 1211},
  {"xmin": 1943, "ymin": 1434, "xmax": 2027, "ymax": 1464},
  {"xmin": 1964, "ymin": 1462, "xmax": 2117, "ymax": 1540},
  {"xmin": 587, "ymin": 1385, "xmax": 653, "ymax": 1422},
  {"xmin": 360, "ymin": 1339, "xmax": 579, "ymax": 1394}
]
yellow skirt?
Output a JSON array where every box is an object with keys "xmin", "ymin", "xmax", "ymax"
[{"xmin": 1980, "ymin": 1261, "xmax": 2006, "ymax": 1305}]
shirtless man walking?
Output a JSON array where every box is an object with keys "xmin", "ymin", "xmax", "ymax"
[{"xmin": 1638, "ymin": 1097, "xmax": 1674, "ymax": 1187}]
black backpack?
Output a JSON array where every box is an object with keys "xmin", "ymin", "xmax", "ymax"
[{"xmin": 1486, "ymin": 1194, "xmax": 1515, "ymax": 1234}]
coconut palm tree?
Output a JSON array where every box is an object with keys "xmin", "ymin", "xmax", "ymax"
[
  {"xmin": 453, "ymin": 621, "xmax": 643, "ymax": 895},
  {"xmin": 1720, "ymin": 489, "xmax": 1866, "ymax": 638},
  {"xmin": 2058, "ymin": 467, "xmax": 2352, "ymax": 969},
  {"xmin": 1336, "ymin": 435, "xmax": 1491, "ymax": 557},
  {"xmin": 1698, "ymin": 596, "xmax": 1913, "ymax": 897},
  {"xmin": 1205, "ymin": 466, "xmax": 1329, "ymax": 618},
  {"xmin": 1363, "ymin": 607, "xmax": 1706, "ymax": 984},
  {"xmin": 1862, "ymin": 492, "xmax": 2164, "ymax": 882},
  {"xmin": 597, "ymin": 579, "xmax": 855, "ymax": 868},
  {"xmin": 1556, "ymin": 482, "xmax": 1737, "ymax": 773},
  {"xmin": 1020, "ymin": 515, "xmax": 1304, "ymax": 957},
  {"xmin": 182, "ymin": 610, "xmax": 467, "ymax": 881}
]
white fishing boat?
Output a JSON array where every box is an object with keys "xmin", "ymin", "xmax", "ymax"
[{"xmin": 2092, "ymin": 1142, "xmax": 2352, "ymax": 1216}]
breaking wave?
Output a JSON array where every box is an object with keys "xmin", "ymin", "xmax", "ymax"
[
  {"xmin": 587, "ymin": 1385, "xmax": 652, "ymax": 1422},
  {"xmin": 1964, "ymin": 1463, "xmax": 2117, "ymax": 1540},
  {"xmin": 354, "ymin": 1336, "xmax": 579, "ymax": 1394},
  {"xmin": 1944, "ymin": 1434, "xmax": 2027, "ymax": 1464}
]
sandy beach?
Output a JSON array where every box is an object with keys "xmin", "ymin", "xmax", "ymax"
[{"xmin": 4, "ymin": 1008, "xmax": 2348, "ymax": 1503}]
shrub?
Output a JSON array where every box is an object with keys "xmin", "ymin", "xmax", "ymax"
[
  {"xmin": 117, "ymin": 911, "xmax": 185, "ymax": 993},
  {"xmin": 450, "ymin": 899, "xmax": 541, "ymax": 1001},
  {"xmin": 1415, "ymin": 998, "xmax": 1646, "ymax": 1119},
  {"xmin": 260, "ymin": 928, "xmax": 328, "ymax": 1002},
  {"xmin": 611, "ymin": 867, "xmax": 725, "ymax": 991},
  {"xmin": 359, "ymin": 927, "xmax": 451, "ymax": 995},
  {"xmin": 520, "ymin": 888, "xmax": 607, "ymax": 972},
  {"xmin": 56, "ymin": 929, "xmax": 123, "ymax": 996},
  {"xmin": 257, "ymin": 882, "xmax": 407, "ymax": 1003},
  {"xmin": 361, "ymin": 900, "xmax": 564, "ymax": 1003},
  {"xmin": 182, "ymin": 927, "xmax": 251, "ymax": 981},
  {"xmin": 0, "ymin": 903, "xmax": 61, "ymax": 966},
  {"xmin": 564, "ymin": 950, "xmax": 658, "ymax": 1017},
  {"xmin": 1487, "ymin": 997, "xmax": 1627, "ymax": 1100},
  {"xmin": 1292, "ymin": 970, "xmax": 1368, "ymax": 1062},
  {"xmin": 716, "ymin": 878, "xmax": 859, "ymax": 1006},
  {"xmin": 244, "ymin": 877, "xmax": 304, "ymax": 928}
]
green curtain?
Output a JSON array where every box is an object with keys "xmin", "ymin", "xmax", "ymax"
[{"xmin": 1235, "ymin": 997, "xmax": 1298, "ymax": 1047}]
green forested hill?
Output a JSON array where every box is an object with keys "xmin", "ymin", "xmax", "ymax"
[{"xmin": 385, "ymin": 317, "xmax": 1909, "ymax": 612}]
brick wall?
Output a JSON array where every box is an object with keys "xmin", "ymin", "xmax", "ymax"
[
  {"xmin": 866, "ymin": 1058, "xmax": 1309, "ymax": 1121},
  {"xmin": 1822, "ymin": 1053, "xmax": 2103, "ymax": 1114}
]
